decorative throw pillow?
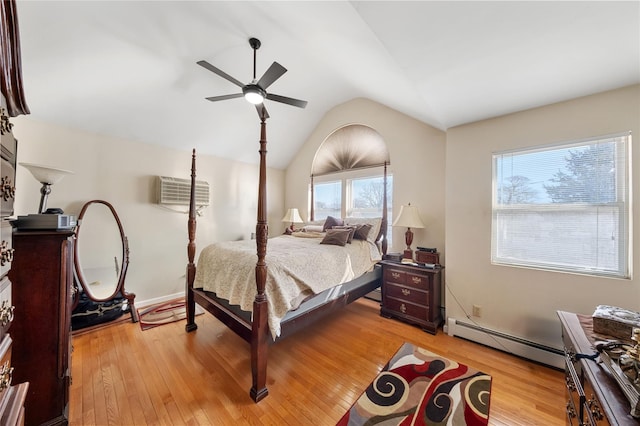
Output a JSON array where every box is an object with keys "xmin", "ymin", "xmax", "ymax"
[
  {"xmin": 322, "ymin": 215, "xmax": 344, "ymax": 232},
  {"xmin": 345, "ymin": 217, "xmax": 382, "ymax": 243},
  {"xmin": 332, "ymin": 225, "xmax": 356, "ymax": 243},
  {"xmin": 320, "ymin": 228, "xmax": 351, "ymax": 246},
  {"xmin": 353, "ymin": 223, "xmax": 373, "ymax": 241}
]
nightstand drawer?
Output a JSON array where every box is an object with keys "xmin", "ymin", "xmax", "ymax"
[
  {"xmin": 385, "ymin": 297, "xmax": 429, "ymax": 319},
  {"xmin": 384, "ymin": 267, "xmax": 429, "ymax": 290},
  {"xmin": 385, "ymin": 283, "xmax": 428, "ymax": 305}
]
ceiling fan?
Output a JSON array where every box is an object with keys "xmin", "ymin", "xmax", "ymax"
[{"xmin": 197, "ymin": 37, "xmax": 308, "ymax": 116}]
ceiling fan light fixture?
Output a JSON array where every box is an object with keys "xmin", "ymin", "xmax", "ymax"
[{"xmin": 243, "ymin": 84, "xmax": 266, "ymax": 104}]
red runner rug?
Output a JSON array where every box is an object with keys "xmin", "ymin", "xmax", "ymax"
[
  {"xmin": 137, "ymin": 299, "xmax": 202, "ymax": 331},
  {"xmin": 338, "ymin": 342, "xmax": 492, "ymax": 425}
]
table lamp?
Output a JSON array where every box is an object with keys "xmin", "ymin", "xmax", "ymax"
[
  {"xmin": 20, "ymin": 163, "xmax": 73, "ymax": 214},
  {"xmin": 282, "ymin": 208, "xmax": 303, "ymax": 233},
  {"xmin": 392, "ymin": 203, "xmax": 424, "ymax": 259}
]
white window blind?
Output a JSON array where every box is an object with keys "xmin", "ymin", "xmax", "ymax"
[{"xmin": 491, "ymin": 132, "xmax": 631, "ymax": 278}]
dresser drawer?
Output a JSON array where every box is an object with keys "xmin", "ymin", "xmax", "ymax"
[
  {"xmin": 385, "ymin": 297, "xmax": 429, "ymax": 320},
  {"xmin": 384, "ymin": 267, "xmax": 429, "ymax": 290},
  {"xmin": 385, "ymin": 283, "xmax": 428, "ymax": 305},
  {"xmin": 0, "ymin": 221, "xmax": 12, "ymax": 277},
  {"xmin": 0, "ymin": 334, "xmax": 13, "ymax": 404},
  {"xmin": 0, "ymin": 277, "xmax": 11, "ymax": 338}
]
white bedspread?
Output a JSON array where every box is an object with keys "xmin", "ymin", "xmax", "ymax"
[{"xmin": 193, "ymin": 233, "xmax": 381, "ymax": 338}]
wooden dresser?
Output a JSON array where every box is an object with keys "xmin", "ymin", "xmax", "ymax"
[
  {"xmin": 1, "ymin": 105, "xmax": 29, "ymax": 425},
  {"xmin": 9, "ymin": 230, "xmax": 74, "ymax": 426},
  {"xmin": 380, "ymin": 260, "xmax": 443, "ymax": 334},
  {"xmin": 558, "ymin": 310, "xmax": 639, "ymax": 425}
]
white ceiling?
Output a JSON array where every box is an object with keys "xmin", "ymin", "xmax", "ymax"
[{"xmin": 16, "ymin": 1, "xmax": 640, "ymax": 170}]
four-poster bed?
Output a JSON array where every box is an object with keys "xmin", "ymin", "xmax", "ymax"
[{"xmin": 185, "ymin": 108, "xmax": 388, "ymax": 402}]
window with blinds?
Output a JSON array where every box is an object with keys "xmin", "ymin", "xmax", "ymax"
[{"xmin": 491, "ymin": 132, "xmax": 631, "ymax": 278}]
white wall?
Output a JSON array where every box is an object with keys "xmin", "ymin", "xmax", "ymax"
[
  {"xmin": 445, "ymin": 84, "xmax": 640, "ymax": 349},
  {"xmin": 285, "ymin": 98, "xmax": 447, "ymax": 258},
  {"xmin": 11, "ymin": 117, "xmax": 285, "ymax": 304}
]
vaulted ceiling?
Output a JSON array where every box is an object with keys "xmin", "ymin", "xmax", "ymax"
[{"xmin": 16, "ymin": 1, "xmax": 640, "ymax": 169}]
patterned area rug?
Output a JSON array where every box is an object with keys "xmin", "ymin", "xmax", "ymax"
[
  {"xmin": 137, "ymin": 299, "xmax": 203, "ymax": 331},
  {"xmin": 338, "ymin": 342, "xmax": 492, "ymax": 426}
]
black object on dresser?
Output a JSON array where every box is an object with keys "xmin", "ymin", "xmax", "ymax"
[
  {"xmin": 9, "ymin": 230, "xmax": 74, "ymax": 426},
  {"xmin": 380, "ymin": 260, "xmax": 443, "ymax": 334},
  {"xmin": 558, "ymin": 310, "xmax": 639, "ymax": 425}
]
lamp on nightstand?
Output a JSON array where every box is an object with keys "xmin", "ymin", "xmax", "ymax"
[
  {"xmin": 282, "ymin": 208, "xmax": 303, "ymax": 233},
  {"xmin": 392, "ymin": 203, "xmax": 424, "ymax": 259}
]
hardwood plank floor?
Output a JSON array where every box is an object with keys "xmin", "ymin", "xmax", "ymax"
[{"xmin": 69, "ymin": 298, "xmax": 566, "ymax": 425}]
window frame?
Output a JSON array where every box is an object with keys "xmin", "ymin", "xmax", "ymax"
[
  {"xmin": 311, "ymin": 167, "xmax": 393, "ymax": 238},
  {"xmin": 491, "ymin": 132, "xmax": 632, "ymax": 279}
]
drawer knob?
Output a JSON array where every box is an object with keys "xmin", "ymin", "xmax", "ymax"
[
  {"xmin": 401, "ymin": 288, "xmax": 410, "ymax": 296},
  {"xmin": 588, "ymin": 396, "xmax": 604, "ymax": 420},
  {"xmin": 391, "ymin": 272, "xmax": 401, "ymax": 279},
  {"xmin": 0, "ymin": 301, "xmax": 14, "ymax": 327},
  {"xmin": 1, "ymin": 176, "xmax": 15, "ymax": 202},
  {"xmin": 565, "ymin": 402, "xmax": 576, "ymax": 419},
  {"xmin": 0, "ymin": 362, "xmax": 13, "ymax": 392},
  {"xmin": 0, "ymin": 240, "xmax": 13, "ymax": 266},
  {"xmin": 411, "ymin": 276, "xmax": 422, "ymax": 284},
  {"xmin": 400, "ymin": 303, "xmax": 406, "ymax": 313}
]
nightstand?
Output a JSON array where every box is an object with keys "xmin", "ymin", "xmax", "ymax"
[{"xmin": 380, "ymin": 260, "xmax": 443, "ymax": 334}]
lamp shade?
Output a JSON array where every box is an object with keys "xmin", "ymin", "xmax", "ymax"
[
  {"xmin": 392, "ymin": 204, "xmax": 424, "ymax": 229},
  {"xmin": 20, "ymin": 162, "xmax": 73, "ymax": 184},
  {"xmin": 282, "ymin": 208, "xmax": 303, "ymax": 223}
]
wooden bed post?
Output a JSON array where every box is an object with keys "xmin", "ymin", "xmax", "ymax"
[
  {"xmin": 250, "ymin": 106, "xmax": 269, "ymax": 402},
  {"xmin": 185, "ymin": 149, "xmax": 198, "ymax": 332},
  {"xmin": 310, "ymin": 174, "xmax": 314, "ymax": 222},
  {"xmin": 381, "ymin": 162, "xmax": 388, "ymax": 255}
]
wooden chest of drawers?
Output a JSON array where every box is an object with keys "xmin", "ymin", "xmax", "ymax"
[
  {"xmin": 380, "ymin": 260, "xmax": 442, "ymax": 334},
  {"xmin": 558, "ymin": 311, "xmax": 638, "ymax": 425}
]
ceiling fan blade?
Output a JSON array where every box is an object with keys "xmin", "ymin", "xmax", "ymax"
[
  {"xmin": 257, "ymin": 62, "xmax": 287, "ymax": 90},
  {"xmin": 197, "ymin": 60, "xmax": 244, "ymax": 88},
  {"xmin": 255, "ymin": 104, "xmax": 270, "ymax": 120},
  {"xmin": 205, "ymin": 93, "xmax": 243, "ymax": 102},
  {"xmin": 266, "ymin": 93, "xmax": 308, "ymax": 109}
]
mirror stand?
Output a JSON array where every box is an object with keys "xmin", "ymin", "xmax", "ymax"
[{"xmin": 71, "ymin": 200, "xmax": 138, "ymax": 331}]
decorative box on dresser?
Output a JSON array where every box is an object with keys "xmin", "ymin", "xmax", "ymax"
[
  {"xmin": 380, "ymin": 260, "xmax": 443, "ymax": 334},
  {"xmin": 9, "ymin": 230, "xmax": 74, "ymax": 426},
  {"xmin": 558, "ymin": 310, "xmax": 639, "ymax": 425}
]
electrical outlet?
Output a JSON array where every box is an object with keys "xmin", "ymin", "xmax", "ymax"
[{"xmin": 472, "ymin": 304, "xmax": 482, "ymax": 317}]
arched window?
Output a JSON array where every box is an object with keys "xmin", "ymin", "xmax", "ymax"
[{"xmin": 310, "ymin": 124, "xmax": 392, "ymax": 239}]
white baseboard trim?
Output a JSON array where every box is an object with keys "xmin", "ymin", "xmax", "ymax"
[
  {"xmin": 135, "ymin": 292, "xmax": 184, "ymax": 309},
  {"xmin": 446, "ymin": 317, "xmax": 564, "ymax": 369}
]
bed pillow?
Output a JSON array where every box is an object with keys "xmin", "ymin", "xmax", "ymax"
[
  {"xmin": 353, "ymin": 223, "xmax": 372, "ymax": 241},
  {"xmin": 302, "ymin": 224, "xmax": 324, "ymax": 233},
  {"xmin": 320, "ymin": 228, "xmax": 352, "ymax": 246},
  {"xmin": 332, "ymin": 225, "xmax": 356, "ymax": 243},
  {"xmin": 322, "ymin": 215, "xmax": 344, "ymax": 232},
  {"xmin": 344, "ymin": 217, "xmax": 382, "ymax": 244}
]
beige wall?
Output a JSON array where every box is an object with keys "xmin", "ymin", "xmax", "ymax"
[
  {"xmin": 285, "ymin": 97, "xmax": 447, "ymax": 257},
  {"xmin": 445, "ymin": 84, "xmax": 640, "ymax": 349},
  {"xmin": 11, "ymin": 117, "xmax": 285, "ymax": 304}
]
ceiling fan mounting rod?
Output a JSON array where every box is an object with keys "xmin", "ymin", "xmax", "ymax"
[{"xmin": 249, "ymin": 37, "xmax": 261, "ymax": 80}]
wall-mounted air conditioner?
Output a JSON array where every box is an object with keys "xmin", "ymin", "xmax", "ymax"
[{"xmin": 156, "ymin": 176, "xmax": 210, "ymax": 206}]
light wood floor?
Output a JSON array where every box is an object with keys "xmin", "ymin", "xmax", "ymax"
[{"xmin": 69, "ymin": 298, "xmax": 566, "ymax": 425}]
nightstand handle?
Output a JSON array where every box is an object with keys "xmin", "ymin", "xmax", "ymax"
[
  {"xmin": 411, "ymin": 276, "xmax": 422, "ymax": 284},
  {"xmin": 400, "ymin": 303, "xmax": 406, "ymax": 313},
  {"xmin": 391, "ymin": 272, "xmax": 401, "ymax": 279},
  {"xmin": 401, "ymin": 288, "xmax": 410, "ymax": 296}
]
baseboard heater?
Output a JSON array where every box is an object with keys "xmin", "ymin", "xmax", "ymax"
[{"xmin": 446, "ymin": 318, "xmax": 565, "ymax": 369}]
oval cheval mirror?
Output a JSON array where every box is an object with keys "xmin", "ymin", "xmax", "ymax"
[{"xmin": 72, "ymin": 200, "xmax": 138, "ymax": 330}]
